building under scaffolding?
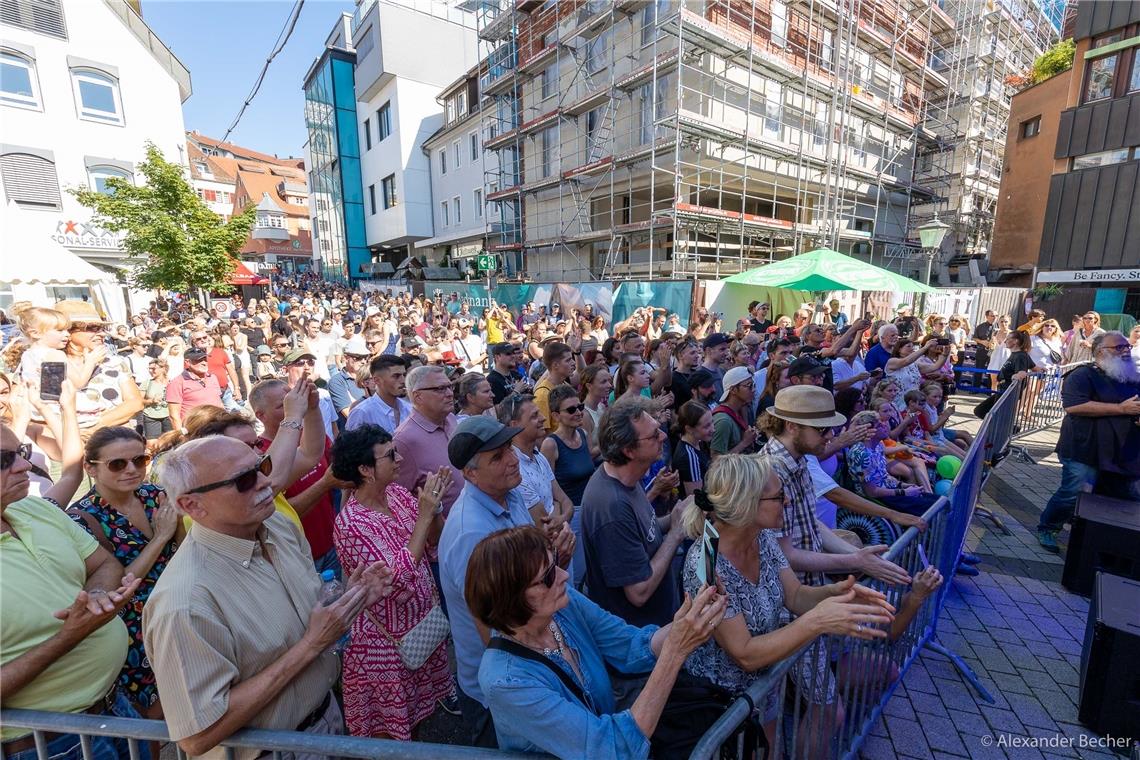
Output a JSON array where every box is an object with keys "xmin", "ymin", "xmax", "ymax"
[
  {"xmin": 908, "ymin": 0, "xmax": 1061, "ymax": 279},
  {"xmin": 473, "ymin": 0, "xmax": 1061, "ymax": 283}
]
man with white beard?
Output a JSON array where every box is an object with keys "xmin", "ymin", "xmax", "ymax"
[{"xmin": 1037, "ymin": 331, "xmax": 1140, "ymax": 553}]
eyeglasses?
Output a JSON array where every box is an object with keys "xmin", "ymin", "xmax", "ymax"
[
  {"xmin": 186, "ymin": 455, "xmax": 272, "ymax": 495},
  {"xmin": 757, "ymin": 490, "xmax": 786, "ymax": 505},
  {"xmin": 637, "ymin": 428, "xmax": 666, "ymax": 442},
  {"xmin": 69, "ymin": 322, "xmax": 102, "ymax": 333},
  {"xmin": 88, "ymin": 454, "xmax": 151, "ymax": 473},
  {"xmin": 375, "ymin": 448, "xmax": 398, "ymax": 463},
  {"xmin": 0, "ymin": 442, "xmax": 32, "ymax": 470},
  {"xmin": 1099, "ymin": 344, "xmax": 1132, "ymax": 355},
  {"xmin": 416, "ymin": 384, "xmax": 454, "ymax": 394},
  {"xmin": 559, "ymin": 403, "xmax": 585, "ymax": 414},
  {"xmin": 289, "ymin": 358, "xmax": 315, "ymax": 367},
  {"xmin": 274, "ymin": 343, "xmax": 290, "ymax": 349},
  {"xmin": 1082, "ymin": 316, "xmax": 1095, "ymax": 320},
  {"xmin": 531, "ymin": 552, "xmax": 560, "ymax": 588}
]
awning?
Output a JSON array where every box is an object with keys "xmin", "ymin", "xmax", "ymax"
[
  {"xmin": 229, "ymin": 260, "xmax": 269, "ymax": 286},
  {"xmin": 0, "ymin": 202, "xmax": 112, "ymax": 285}
]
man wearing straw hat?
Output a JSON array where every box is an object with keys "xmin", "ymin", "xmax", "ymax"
[{"xmin": 757, "ymin": 386, "xmax": 911, "ymax": 587}]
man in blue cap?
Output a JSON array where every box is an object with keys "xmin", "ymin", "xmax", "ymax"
[{"xmin": 437, "ymin": 416, "xmax": 575, "ymax": 747}]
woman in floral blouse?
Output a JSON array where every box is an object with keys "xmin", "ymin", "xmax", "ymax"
[{"xmin": 68, "ymin": 425, "xmax": 179, "ymax": 717}]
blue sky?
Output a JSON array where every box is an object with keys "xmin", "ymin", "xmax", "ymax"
[{"xmin": 143, "ymin": 0, "xmax": 354, "ymax": 160}]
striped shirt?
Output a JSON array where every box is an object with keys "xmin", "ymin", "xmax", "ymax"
[{"xmin": 143, "ymin": 513, "xmax": 338, "ymax": 759}]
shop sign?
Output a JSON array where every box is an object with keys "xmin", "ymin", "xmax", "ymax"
[
  {"xmin": 1036, "ymin": 268, "xmax": 1140, "ymax": 284},
  {"xmin": 50, "ymin": 219, "xmax": 125, "ymax": 250}
]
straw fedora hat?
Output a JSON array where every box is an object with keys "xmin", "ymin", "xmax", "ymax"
[{"xmin": 766, "ymin": 385, "xmax": 847, "ymax": 428}]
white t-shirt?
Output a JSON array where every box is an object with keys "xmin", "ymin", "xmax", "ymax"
[
  {"xmin": 804, "ymin": 453, "xmax": 840, "ymax": 530},
  {"xmin": 831, "ymin": 356, "xmax": 868, "ymax": 391}
]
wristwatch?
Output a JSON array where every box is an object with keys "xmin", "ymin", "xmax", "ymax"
[{"xmin": 280, "ymin": 418, "xmax": 303, "ymax": 431}]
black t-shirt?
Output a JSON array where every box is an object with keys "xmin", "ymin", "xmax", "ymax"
[
  {"xmin": 487, "ymin": 368, "xmax": 513, "ymax": 404},
  {"xmin": 750, "ymin": 318, "xmax": 773, "ymax": 334},
  {"xmin": 672, "ymin": 440, "xmax": 710, "ymax": 498},
  {"xmin": 272, "ymin": 316, "xmax": 293, "ymax": 338},
  {"xmin": 242, "ymin": 328, "xmax": 265, "ymax": 348},
  {"xmin": 973, "ymin": 322, "xmax": 995, "ymax": 363},
  {"xmin": 998, "ymin": 351, "xmax": 1035, "ymax": 389},
  {"xmin": 581, "ymin": 467, "xmax": 677, "ymax": 627},
  {"xmin": 1055, "ymin": 365, "xmax": 1140, "ymax": 475},
  {"xmin": 669, "ymin": 369, "xmax": 693, "ymax": 411}
]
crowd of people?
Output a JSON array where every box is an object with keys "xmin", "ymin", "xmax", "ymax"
[{"xmin": 1, "ymin": 277, "xmax": 1138, "ymax": 760}]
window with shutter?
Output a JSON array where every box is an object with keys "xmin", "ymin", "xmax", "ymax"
[
  {"xmin": 1, "ymin": 152, "xmax": 62, "ymax": 209},
  {"xmin": 0, "ymin": 0, "xmax": 67, "ymax": 40}
]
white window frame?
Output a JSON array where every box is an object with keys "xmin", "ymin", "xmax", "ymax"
[
  {"xmin": 363, "ymin": 117, "xmax": 372, "ymax": 150},
  {"xmin": 71, "ymin": 68, "xmax": 123, "ymax": 125},
  {"xmin": 441, "ymin": 200, "xmax": 449, "ymax": 226},
  {"xmin": 452, "ymin": 140, "xmax": 461, "ymax": 169},
  {"xmin": 87, "ymin": 165, "xmax": 132, "ymax": 195},
  {"xmin": 382, "ymin": 174, "xmax": 397, "ymax": 208},
  {"xmin": 470, "ymin": 131, "xmax": 479, "ymax": 162},
  {"xmin": 473, "ymin": 188, "xmax": 483, "ymax": 218},
  {"xmin": 0, "ymin": 51, "xmax": 42, "ymax": 110},
  {"xmin": 377, "ymin": 101, "xmax": 391, "ymax": 141},
  {"xmin": 439, "ymin": 149, "xmax": 447, "ymax": 175},
  {"xmin": 453, "ymin": 195, "xmax": 462, "ymax": 225},
  {"xmin": 457, "ymin": 90, "xmax": 467, "ymax": 117}
]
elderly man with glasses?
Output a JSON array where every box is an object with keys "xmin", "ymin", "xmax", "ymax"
[
  {"xmin": 144, "ymin": 435, "xmax": 393, "ymax": 759},
  {"xmin": 393, "ymin": 365, "xmax": 464, "ymax": 515},
  {"xmin": 1037, "ymin": 331, "xmax": 1140, "ymax": 553},
  {"xmin": 166, "ymin": 348, "xmax": 223, "ymax": 431}
]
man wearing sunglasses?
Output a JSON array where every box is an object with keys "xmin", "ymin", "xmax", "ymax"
[
  {"xmin": 144, "ymin": 436, "xmax": 394, "ymax": 758},
  {"xmin": 166, "ymin": 348, "xmax": 223, "ymax": 431},
  {"xmin": 283, "ymin": 349, "xmax": 337, "ymax": 442},
  {"xmin": 0, "ymin": 423, "xmax": 146, "ymax": 757}
]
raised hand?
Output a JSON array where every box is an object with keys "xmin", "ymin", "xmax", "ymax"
[
  {"xmin": 150, "ymin": 491, "xmax": 180, "ymax": 541},
  {"xmin": 665, "ymin": 586, "xmax": 728, "ymax": 657}
]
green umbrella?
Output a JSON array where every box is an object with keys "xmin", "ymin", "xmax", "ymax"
[{"xmin": 724, "ymin": 248, "xmax": 935, "ymax": 293}]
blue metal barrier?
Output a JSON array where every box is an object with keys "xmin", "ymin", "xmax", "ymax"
[
  {"xmin": 0, "ymin": 709, "xmax": 531, "ymax": 760},
  {"xmin": 690, "ymin": 382, "xmax": 1024, "ymax": 759}
]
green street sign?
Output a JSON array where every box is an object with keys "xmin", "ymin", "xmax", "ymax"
[{"xmin": 476, "ymin": 254, "xmax": 495, "ymax": 271}]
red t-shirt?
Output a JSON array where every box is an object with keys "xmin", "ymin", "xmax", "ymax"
[
  {"xmin": 207, "ymin": 347, "xmax": 231, "ymax": 390},
  {"xmin": 257, "ymin": 436, "xmax": 336, "ymax": 560}
]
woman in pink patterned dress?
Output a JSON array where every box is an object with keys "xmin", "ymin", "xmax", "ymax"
[{"xmin": 330, "ymin": 423, "xmax": 455, "ymax": 739}]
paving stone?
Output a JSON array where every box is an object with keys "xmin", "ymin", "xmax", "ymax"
[
  {"xmin": 1030, "ymin": 688, "xmax": 1080, "ymax": 725},
  {"xmin": 859, "ymin": 735, "xmax": 897, "ymax": 760},
  {"xmin": 1019, "ymin": 668, "xmax": 1061, "ymax": 691},
  {"xmin": 904, "ymin": 665, "xmax": 939, "ymax": 695},
  {"xmin": 1001, "ymin": 644, "xmax": 1045, "ymax": 672},
  {"xmin": 934, "ymin": 678, "xmax": 983, "ymax": 714},
  {"xmin": 980, "ymin": 705, "xmax": 1026, "ymax": 735},
  {"xmin": 884, "ymin": 694, "xmax": 916, "ymax": 720},
  {"xmin": 886, "ymin": 715, "xmax": 933, "ymax": 759},
  {"xmin": 917, "ymin": 714, "xmax": 968, "ymax": 755},
  {"xmin": 945, "ymin": 707, "xmax": 991, "ymax": 737},
  {"xmin": 972, "ymin": 645, "xmax": 1019, "ymax": 675},
  {"xmin": 908, "ymin": 689, "xmax": 949, "ymax": 718},
  {"xmin": 1004, "ymin": 692, "xmax": 1058, "ymax": 731}
]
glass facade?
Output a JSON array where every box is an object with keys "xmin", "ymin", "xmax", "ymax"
[{"xmin": 304, "ymin": 48, "xmax": 368, "ymax": 283}]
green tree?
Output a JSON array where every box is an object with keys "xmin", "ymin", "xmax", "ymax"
[
  {"xmin": 71, "ymin": 142, "xmax": 256, "ymax": 295},
  {"xmin": 1031, "ymin": 38, "xmax": 1075, "ymax": 84}
]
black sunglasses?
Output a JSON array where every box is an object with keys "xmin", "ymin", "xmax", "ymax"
[
  {"xmin": 88, "ymin": 454, "xmax": 151, "ymax": 473},
  {"xmin": 0, "ymin": 442, "xmax": 32, "ymax": 470},
  {"xmin": 375, "ymin": 448, "xmax": 397, "ymax": 463},
  {"xmin": 187, "ymin": 455, "xmax": 272, "ymax": 495},
  {"xmin": 559, "ymin": 403, "xmax": 585, "ymax": 414},
  {"xmin": 533, "ymin": 552, "xmax": 560, "ymax": 588}
]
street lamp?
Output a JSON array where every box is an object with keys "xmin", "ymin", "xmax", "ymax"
[{"xmin": 915, "ymin": 214, "xmax": 951, "ymax": 316}]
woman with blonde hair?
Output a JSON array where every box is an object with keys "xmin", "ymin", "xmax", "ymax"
[
  {"xmin": 1063, "ymin": 311, "xmax": 1105, "ymax": 365},
  {"xmin": 1029, "ymin": 319, "xmax": 1065, "ymax": 370},
  {"xmin": 680, "ymin": 454, "xmax": 894, "ymax": 754}
]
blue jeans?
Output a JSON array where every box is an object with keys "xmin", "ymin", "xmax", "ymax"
[
  {"xmin": 6, "ymin": 690, "xmax": 150, "ymax": 760},
  {"xmin": 1038, "ymin": 458, "xmax": 1099, "ymax": 533}
]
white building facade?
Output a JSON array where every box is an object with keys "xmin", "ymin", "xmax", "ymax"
[
  {"xmin": 0, "ymin": 0, "xmax": 190, "ymax": 318},
  {"xmin": 416, "ymin": 69, "xmax": 497, "ymax": 271},
  {"xmin": 350, "ymin": 0, "xmax": 479, "ymax": 266}
]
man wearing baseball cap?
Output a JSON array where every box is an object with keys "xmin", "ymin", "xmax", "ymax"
[
  {"xmin": 711, "ymin": 366, "xmax": 758, "ymax": 456},
  {"xmin": 437, "ymin": 417, "xmax": 533, "ymax": 746},
  {"xmin": 283, "ymin": 349, "xmax": 337, "ymax": 441},
  {"xmin": 327, "ymin": 335, "xmax": 369, "ymax": 428},
  {"xmin": 786, "ymin": 355, "xmax": 828, "ymax": 387},
  {"xmin": 166, "ymin": 348, "xmax": 222, "ymax": 430},
  {"xmin": 757, "ymin": 386, "xmax": 910, "ymax": 588}
]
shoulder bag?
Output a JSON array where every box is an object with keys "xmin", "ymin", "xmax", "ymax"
[{"xmin": 365, "ymin": 590, "xmax": 450, "ymax": 670}]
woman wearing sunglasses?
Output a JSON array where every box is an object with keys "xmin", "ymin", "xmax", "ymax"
[
  {"xmin": 467, "ymin": 525, "xmax": 727, "ymax": 758},
  {"xmin": 67, "ymin": 426, "xmax": 179, "ymax": 721},
  {"xmin": 329, "ymin": 423, "xmax": 454, "ymax": 740}
]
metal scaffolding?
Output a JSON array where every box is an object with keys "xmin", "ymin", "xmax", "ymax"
[{"xmin": 473, "ymin": 0, "xmax": 1055, "ymax": 283}]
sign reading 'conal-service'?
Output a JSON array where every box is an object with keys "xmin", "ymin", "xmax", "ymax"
[{"xmin": 1036, "ymin": 268, "xmax": 1140, "ymax": 284}]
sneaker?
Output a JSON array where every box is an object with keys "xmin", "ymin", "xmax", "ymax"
[
  {"xmin": 437, "ymin": 693, "xmax": 462, "ymax": 716},
  {"xmin": 954, "ymin": 562, "xmax": 979, "ymax": 577},
  {"xmin": 1037, "ymin": 530, "xmax": 1060, "ymax": 554}
]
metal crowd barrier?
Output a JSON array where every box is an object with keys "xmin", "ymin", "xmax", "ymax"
[
  {"xmin": 1007, "ymin": 365, "xmax": 1072, "ymax": 465},
  {"xmin": 0, "ymin": 709, "xmax": 528, "ymax": 760},
  {"xmin": 691, "ymin": 383, "xmax": 1023, "ymax": 759}
]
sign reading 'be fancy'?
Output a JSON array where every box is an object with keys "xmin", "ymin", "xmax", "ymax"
[{"xmin": 1036, "ymin": 268, "xmax": 1140, "ymax": 284}]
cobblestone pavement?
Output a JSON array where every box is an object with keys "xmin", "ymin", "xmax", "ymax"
[{"xmin": 865, "ymin": 413, "xmax": 1136, "ymax": 759}]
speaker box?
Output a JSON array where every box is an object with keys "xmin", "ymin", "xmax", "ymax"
[
  {"xmin": 1062, "ymin": 493, "xmax": 1140, "ymax": 597},
  {"xmin": 1078, "ymin": 572, "xmax": 1140, "ymax": 741}
]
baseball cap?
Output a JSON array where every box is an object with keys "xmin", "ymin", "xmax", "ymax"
[
  {"xmin": 185, "ymin": 348, "xmax": 208, "ymax": 363},
  {"xmin": 689, "ymin": 368, "xmax": 718, "ymax": 391},
  {"xmin": 786, "ymin": 355, "xmax": 828, "ymax": 378},
  {"xmin": 255, "ymin": 345, "xmax": 271, "ymax": 357},
  {"xmin": 720, "ymin": 366, "xmax": 754, "ymax": 402},
  {"xmin": 702, "ymin": 333, "xmax": 729, "ymax": 349},
  {"xmin": 283, "ymin": 348, "xmax": 317, "ymax": 365},
  {"xmin": 343, "ymin": 335, "xmax": 369, "ymax": 356},
  {"xmin": 663, "ymin": 326, "xmax": 685, "ymax": 337},
  {"xmin": 490, "ymin": 341, "xmax": 516, "ymax": 357},
  {"xmin": 447, "ymin": 416, "xmax": 522, "ymax": 470}
]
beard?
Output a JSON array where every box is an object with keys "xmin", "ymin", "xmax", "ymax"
[{"xmin": 1097, "ymin": 354, "xmax": 1140, "ymax": 384}]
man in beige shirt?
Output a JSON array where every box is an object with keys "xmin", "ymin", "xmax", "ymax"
[{"xmin": 144, "ymin": 435, "xmax": 393, "ymax": 759}]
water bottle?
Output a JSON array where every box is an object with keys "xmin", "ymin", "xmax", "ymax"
[{"xmin": 317, "ymin": 570, "xmax": 351, "ymax": 656}]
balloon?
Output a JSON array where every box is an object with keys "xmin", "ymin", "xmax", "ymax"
[
  {"xmin": 936, "ymin": 455, "xmax": 962, "ymax": 480},
  {"xmin": 933, "ymin": 479, "xmax": 953, "ymax": 497}
]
